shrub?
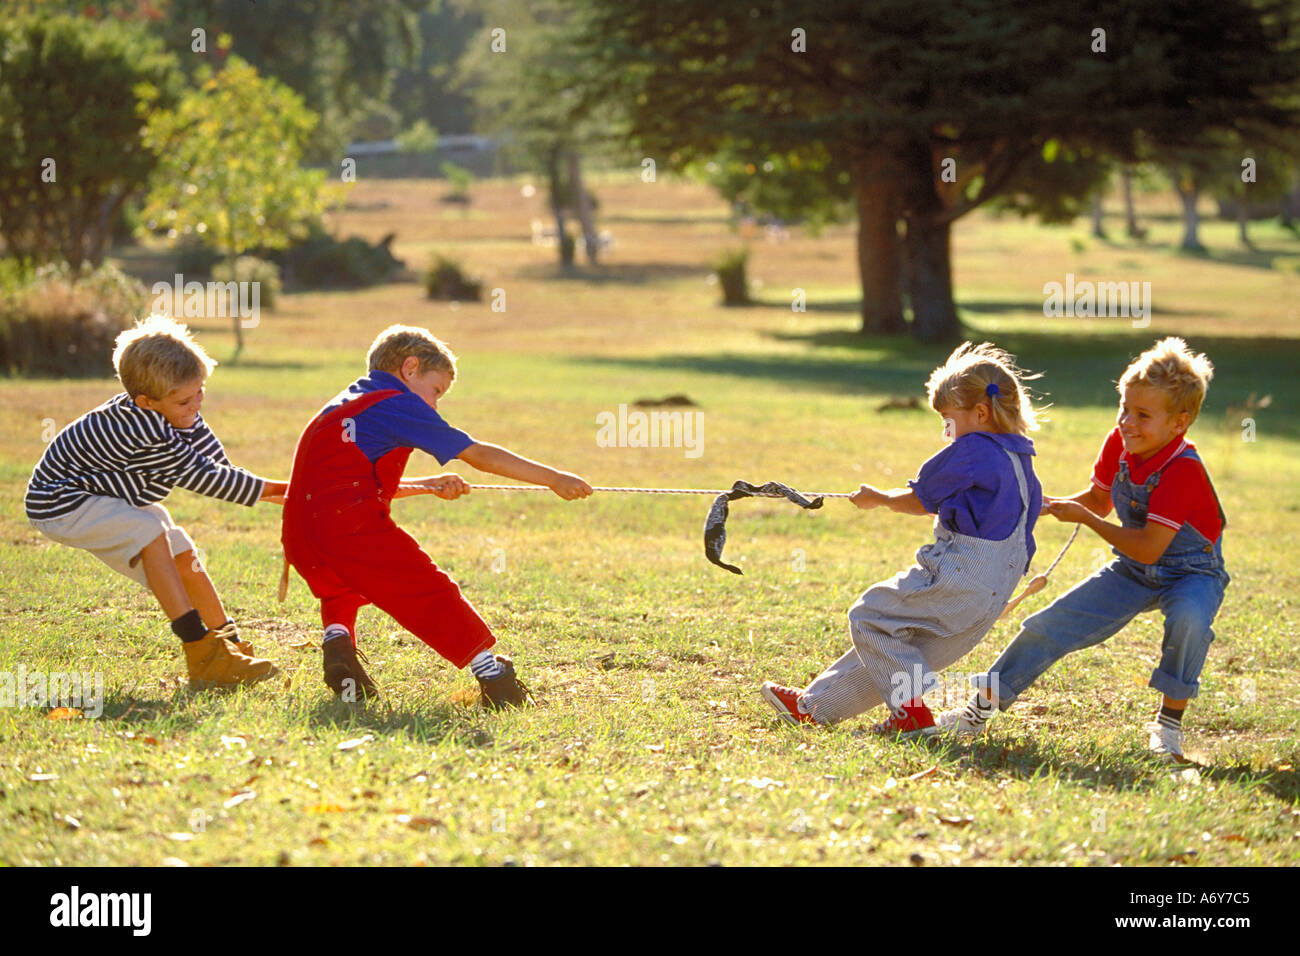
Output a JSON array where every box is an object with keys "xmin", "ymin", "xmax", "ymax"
[
  {"xmin": 0, "ymin": 261, "xmax": 144, "ymax": 377},
  {"xmin": 424, "ymin": 255, "xmax": 482, "ymax": 301},
  {"xmin": 275, "ymin": 229, "xmax": 403, "ymax": 289},
  {"xmin": 212, "ymin": 256, "xmax": 281, "ymax": 310},
  {"xmin": 441, "ymin": 162, "xmax": 474, "ymax": 204},
  {"xmin": 714, "ymin": 247, "xmax": 751, "ymax": 305}
]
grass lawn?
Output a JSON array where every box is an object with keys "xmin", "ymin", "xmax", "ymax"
[{"xmin": 1, "ymin": 175, "xmax": 1297, "ymax": 866}]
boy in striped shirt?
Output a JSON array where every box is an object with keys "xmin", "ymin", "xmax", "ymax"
[{"xmin": 25, "ymin": 315, "xmax": 286, "ymax": 690}]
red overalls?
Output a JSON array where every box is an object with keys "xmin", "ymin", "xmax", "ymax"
[{"xmin": 281, "ymin": 389, "xmax": 495, "ymax": 669}]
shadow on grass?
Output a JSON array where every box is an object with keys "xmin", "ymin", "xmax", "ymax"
[
  {"xmin": 931, "ymin": 734, "xmax": 1300, "ymax": 803},
  {"xmin": 746, "ymin": 297, "xmax": 1227, "ymax": 320},
  {"xmin": 514, "ymin": 260, "xmax": 704, "ymax": 286},
  {"xmin": 573, "ymin": 326, "xmax": 1300, "ymax": 436},
  {"xmin": 303, "ymin": 697, "xmax": 506, "ymax": 748}
]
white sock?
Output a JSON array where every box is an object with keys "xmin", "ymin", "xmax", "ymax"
[
  {"xmin": 469, "ymin": 650, "xmax": 505, "ymax": 679},
  {"xmin": 323, "ymin": 624, "xmax": 350, "ymax": 644}
]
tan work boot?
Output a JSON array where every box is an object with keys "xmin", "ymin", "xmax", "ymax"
[
  {"xmin": 215, "ymin": 621, "xmax": 255, "ymax": 658},
  {"xmin": 184, "ymin": 631, "xmax": 278, "ymax": 690}
]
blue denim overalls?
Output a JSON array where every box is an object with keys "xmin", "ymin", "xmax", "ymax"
[{"xmin": 984, "ymin": 444, "xmax": 1229, "ymax": 706}]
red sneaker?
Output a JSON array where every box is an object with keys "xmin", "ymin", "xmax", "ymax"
[
  {"xmin": 760, "ymin": 681, "xmax": 818, "ymax": 726},
  {"xmin": 871, "ymin": 703, "xmax": 938, "ymax": 739}
]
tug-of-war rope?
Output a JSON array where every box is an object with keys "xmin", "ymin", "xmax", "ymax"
[{"xmin": 462, "ymin": 480, "xmax": 1080, "ymax": 611}]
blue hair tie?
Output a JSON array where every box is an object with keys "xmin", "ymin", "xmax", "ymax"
[{"xmin": 986, "ymin": 382, "xmax": 1000, "ymax": 398}]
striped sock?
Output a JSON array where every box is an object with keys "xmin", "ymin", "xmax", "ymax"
[
  {"xmin": 963, "ymin": 693, "xmax": 997, "ymax": 727},
  {"xmin": 322, "ymin": 624, "xmax": 350, "ymax": 644},
  {"xmin": 469, "ymin": 650, "xmax": 505, "ymax": 680},
  {"xmin": 1157, "ymin": 704, "xmax": 1184, "ymax": 730}
]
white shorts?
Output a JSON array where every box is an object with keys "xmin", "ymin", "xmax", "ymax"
[{"xmin": 30, "ymin": 496, "xmax": 195, "ymax": 587}]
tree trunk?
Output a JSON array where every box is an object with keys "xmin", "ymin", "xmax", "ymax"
[
  {"xmin": 899, "ymin": 139, "xmax": 961, "ymax": 343},
  {"xmin": 1238, "ymin": 195, "xmax": 1254, "ymax": 249},
  {"xmin": 1176, "ymin": 182, "xmax": 1205, "ymax": 252},
  {"xmin": 567, "ymin": 150, "xmax": 599, "ymax": 266},
  {"xmin": 1280, "ymin": 180, "xmax": 1300, "ymax": 230},
  {"xmin": 850, "ymin": 148, "xmax": 905, "ymax": 335},
  {"xmin": 904, "ymin": 214, "xmax": 961, "ymax": 343},
  {"xmin": 226, "ymin": 252, "xmax": 244, "ymax": 359},
  {"xmin": 547, "ymin": 146, "xmax": 573, "ymax": 268},
  {"xmin": 1090, "ymin": 191, "xmax": 1106, "ymax": 238},
  {"xmin": 1121, "ymin": 167, "xmax": 1143, "ymax": 238}
]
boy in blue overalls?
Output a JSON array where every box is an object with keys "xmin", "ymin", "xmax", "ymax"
[{"xmin": 940, "ymin": 338, "xmax": 1228, "ymax": 762}]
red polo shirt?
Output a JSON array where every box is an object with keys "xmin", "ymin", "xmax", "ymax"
[{"xmin": 1090, "ymin": 427, "xmax": 1223, "ymax": 542}]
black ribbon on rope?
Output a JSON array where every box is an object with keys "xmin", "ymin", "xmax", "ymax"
[{"xmin": 704, "ymin": 480, "xmax": 825, "ymax": 574}]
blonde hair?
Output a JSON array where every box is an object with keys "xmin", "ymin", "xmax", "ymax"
[
  {"xmin": 925, "ymin": 341, "xmax": 1041, "ymax": 435},
  {"xmin": 112, "ymin": 314, "xmax": 215, "ymax": 400},
  {"xmin": 1118, "ymin": 337, "xmax": 1214, "ymax": 422},
  {"xmin": 367, "ymin": 325, "xmax": 457, "ymax": 379}
]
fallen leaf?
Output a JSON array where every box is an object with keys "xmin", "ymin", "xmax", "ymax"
[
  {"xmin": 162, "ymin": 857, "xmax": 189, "ymax": 867},
  {"xmin": 223, "ymin": 790, "xmax": 256, "ymax": 809},
  {"xmin": 939, "ymin": 815, "xmax": 974, "ymax": 827},
  {"xmin": 1168, "ymin": 851, "xmax": 1198, "ymax": 864},
  {"xmin": 908, "ymin": 765, "xmax": 938, "ymax": 781},
  {"xmin": 47, "ymin": 708, "xmax": 82, "ymax": 720},
  {"xmin": 1221, "ymin": 834, "xmax": 1249, "ymax": 844},
  {"xmin": 28, "ymin": 773, "xmax": 58, "ymax": 782},
  {"xmin": 395, "ymin": 814, "xmax": 440, "ymax": 829},
  {"xmin": 1276, "ymin": 763, "xmax": 1293, "ymax": 772},
  {"xmin": 308, "ymin": 837, "xmax": 330, "ymax": 846},
  {"xmin": 1030, "ymin": 705, "xmax": 1049, "ymax": 716},
  {"xmin": 140, "ymin": 736, "xmax": 161, "ymax": 747},
  {"xmin": 746, "ymin": 776, "xmax": 784, "ymax": 790},
  {"xmin": 337, "ymin": 735, "xmax": 374, "ymax": 751},
  {"xmin": 62, "ymin": 814, "xmax": 81, "ymax": 829},
  {"xmin": 165, "ymin": 833, "xmax": 195, "ymax": 842},
  {"xmin": 305, "ymin": 803, "xmax": 346, "ymax": 814},
  {"xmin": 646, "ymin": 744, "xmax": 665, "ymax": 753},
  {"xmin": 221, "ymin": 735, "xmax": 247, "ymax": 750}
]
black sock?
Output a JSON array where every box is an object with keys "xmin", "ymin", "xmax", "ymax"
[
  {"xmin": 171, "ymin": 609, "xmax": 208, "ymax": 643},
  {"xmin": 1158, "ymin": 703, "xmax": 1184, "ymax": 729}
]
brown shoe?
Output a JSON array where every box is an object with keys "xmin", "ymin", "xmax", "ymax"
[
  {"xmin": 322, "ymin": 637, "xmax": 378, "ymax": 702},
  {"xmin": 214, "ymin": 621, "xmax": 254, "ymax": 657},
  {"xmin": 477, "ymin": 656, "xmax": 534, "ymax": 710},
  {"xmin": 184, "ymin": 632, "xmax": 278, "ymax": 690}
]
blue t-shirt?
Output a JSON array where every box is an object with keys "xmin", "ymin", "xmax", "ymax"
[
  {"xmin": 907, "ymin": 431, "xmax": 1041, "ymax": 565},
  {"xmin": 321, "ymin": 369, "xmax": 475, "ymax": 465}
]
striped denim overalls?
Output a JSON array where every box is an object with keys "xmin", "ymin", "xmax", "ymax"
[
  {"xmin": 984, "ymin": 444, "xmax": 1229, "ymax": 706},
  {"xmin": 802, "ymin": 448, "xmax": 1031, "ymax": 724}
]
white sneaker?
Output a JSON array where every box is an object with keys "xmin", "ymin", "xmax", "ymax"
[
  {"xmin": 1145, "ymin": 720, "xmax": 1186, "ymax": 762},
  {"xmin": 936, "ymin": 697, "xmax": 995, "ymax": 737}
]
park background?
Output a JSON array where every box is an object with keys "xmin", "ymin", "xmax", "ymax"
[{"xmin": 1, "ymin": 1, "xmax": 1298, "ymax": 866}]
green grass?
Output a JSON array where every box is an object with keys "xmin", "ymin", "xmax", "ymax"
[{"xmin": 2, "ymin": 177, "xmax": 1298, "ymax": 866}]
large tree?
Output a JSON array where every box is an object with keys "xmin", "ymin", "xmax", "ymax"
[
  {"xmin": 0, "ymin": 14, "xmax": 181, "ymax": 267},
  {"xmin": 554, "ymin": 0, "xmax": 1300, "ymax": 341}
]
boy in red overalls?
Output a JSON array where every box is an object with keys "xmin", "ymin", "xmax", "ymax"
[{"xmin": 282, "ymin": 325, "xmax": 591, "ymax": 706}]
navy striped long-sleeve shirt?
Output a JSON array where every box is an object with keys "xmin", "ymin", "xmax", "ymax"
[{"xmin": 25, "ymin": 393, "xmax": 265, "ymax": 520}]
